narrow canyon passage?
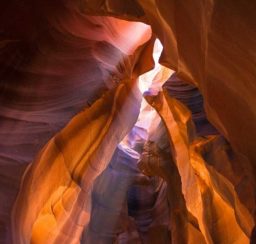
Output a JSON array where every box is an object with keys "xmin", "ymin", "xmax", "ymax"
[
  {"xmin": 80, "ymin": 39, "xmax": 254, "ymax": 243},
  {"xmin": 1, "ymin": 1, "xmax": 256, "ymax": 244}
]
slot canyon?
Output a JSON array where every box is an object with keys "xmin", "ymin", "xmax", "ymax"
[{"xmin": 1, "ymin": 1, "xmax": 256, "ymax": 243}]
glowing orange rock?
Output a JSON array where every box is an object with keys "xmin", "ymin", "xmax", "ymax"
[
  {"xmin": 12, "ymin": 78, "xmax": 142, "ymax": 243},
  {"xmin": 144, "ymin": 89, "xmax": 254, "ymax": 243}
]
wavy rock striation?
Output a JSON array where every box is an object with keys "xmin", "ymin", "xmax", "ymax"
[
  {"xmin": 143, "ymin": 89, "xmax": 254, "ymax": 244},
  {"xmin": 0, "ymin": 1, "xmax": 255, "ymax": 243}
]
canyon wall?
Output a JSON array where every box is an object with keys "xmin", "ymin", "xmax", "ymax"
[
  {"xmin": 0, "ymin": 0, "xmax": 256, "ymax": 243},
  {"xmin": 82, "ymin": 0, "xmax": 256, "ymax": 172}
]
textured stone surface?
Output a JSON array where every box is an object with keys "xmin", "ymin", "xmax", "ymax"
[
  {"xmin": 144, "ymin": 89, "xmax": 254, "ymax": 244},
  {"xmin": 12, "ymin": 78, "xmax": 142, "ymax": 243},
  {"xmin": 81, "ymin": 0, "xmax": 256, "ymax": 177},
  {"xmin": 0, "ymin": 4, "xmax": 151, "ymax": 242},
  {"xmin": 0, "ymin": 0, "xmax": 256, "ymax": 243},
  {"xmin": 163, "ymin": 73, "xmax": 218, "ymax": 137}
]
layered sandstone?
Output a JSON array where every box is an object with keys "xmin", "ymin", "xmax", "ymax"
[{"xmin": 0, "ymin": 1, "xmax": 256, "ymax": 243}]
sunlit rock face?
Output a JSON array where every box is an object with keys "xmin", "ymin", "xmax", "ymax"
[
  {"xmin": 0, "ymin": 3, "xmax": 151, "ymax": 242},
  {"xmin": 12, "ymin": 78, "xmax": 143, "ymax": 244},
  {"xmin": 144, "ymin": 89, "xmax": 254, "ymax": 244},
  {"xmin": 82, "ymin": 0, "xmax": 256, "ymax": 180},
  {"xmin": 1, "ymin": 1, "xmax": 256, "ymax": 244}
]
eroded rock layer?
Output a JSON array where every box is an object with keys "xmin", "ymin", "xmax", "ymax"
[
  {"xmin": 0, "ymin": 5, "xmax": 152, "ymax": 242},
  {"xmin": 0, "ymin": 0, "xmax": 256, "ymax": 244},
  {"xmin": 143, "ymin": 89, "xmax": 254, "ymax": 244},
  {"xmin": 163, "ymin": 73, "xmax": 218, "ymax": 137},
  {"xmin": 13, "ymin": 78, "xmax": 142, "ymax": 243},
  {"xmin": 81, "ymin": 0, "xmax": 256, "ymax": 174}
]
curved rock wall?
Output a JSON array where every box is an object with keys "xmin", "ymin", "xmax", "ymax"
[
  {"xmin": 144, "ymin": 89, "xmax": 254, "ymax": 244},
  {"xmin": 0, "ymin": 2, "xmax": 151, "ymax": 242},
  {"xmin": 1, "ymin": 0, "xmax": 256, "ymax": 243},
  {"xmin": 12, "ymin": 77, "xmax": 142, "ymax": 243},
  {"xmin": 81, "ymin": 0, "xmax": 256, "ymax": 176}
]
